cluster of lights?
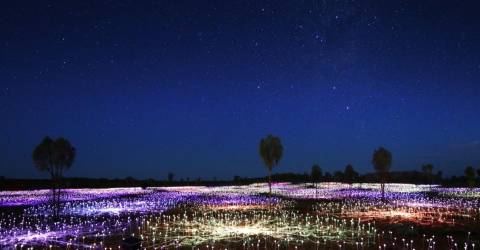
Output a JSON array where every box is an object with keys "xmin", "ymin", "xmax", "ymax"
[
  {"xmin": 135, "ymin": 205, "xmax": 374, "ymax": 249},
  {"xmin": 0, "ymin": 182, "xmax": 478, "ymax": 249},
  {"xmin": 0, "ymin": 187, "xmax": 151, "ymax": 206}
]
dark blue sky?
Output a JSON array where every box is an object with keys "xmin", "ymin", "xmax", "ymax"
[{"xmin": 1, "ymin": 0, "xmax": 480, "ymax": 179}]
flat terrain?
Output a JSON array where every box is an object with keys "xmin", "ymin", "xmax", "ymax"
[{"xmin": 0, "ymin": 183, "xmax": 479, "ymax": 249}]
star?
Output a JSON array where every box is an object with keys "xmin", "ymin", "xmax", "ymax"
[{"xmin": 346, "ymin": 106, "xmax": 350, "ymax": 111}]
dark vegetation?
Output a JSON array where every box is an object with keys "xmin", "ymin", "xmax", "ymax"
[
  {"xmin": 258, "ymin": 134, "xmax": 283, "ymax": 194},
  {"xmin": 372, "ymin": 147, "xmax": 392, "ymax": 200},
  {"xmin": 0, "ymin": 170, "xmax": 477, "ymax": 191},
  {"xmin": 32, "ymin": 136, "xmax": 75, "ymax": 218},
  {"xmin": 0, "ymin": 135, "xmax": 477, "ymax": 192}
]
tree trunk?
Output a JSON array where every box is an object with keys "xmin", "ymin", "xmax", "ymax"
[
  {"xmin": 51, "ymin": 167, "xmax": 62, "ymax": 220},
  {"xmin": 50, "ymin": 172, "xmax": 57, "ymax": 219},
  {"xmin": 268, "ymin": 169, "xmax": 272, "ymax": 194},
  {"xmin": 54, "ymin": 176, "xmax": 59, "ymax": 219},
  {"xmin": 52, "ymin": 185, "xmax": 56, "ymax": 217},
  {"xmin": 57, "ymin": 168, "xmax": 63, "ymax": 217},
  {"xmin": 381, "ymin": 182, "xmax": 385, "ymax": 202},
  {"xmin": 56, "ymin": 180, "xmax": 60, "ymax": 217}
]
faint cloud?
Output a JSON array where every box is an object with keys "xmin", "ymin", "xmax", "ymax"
[
  {"xmin": 452, "ymin": 140, "xmax": 480, "ymax": 148},
  {"xmin": 471, "ymin": 140, "xmax": 480, "ymax": 146}
]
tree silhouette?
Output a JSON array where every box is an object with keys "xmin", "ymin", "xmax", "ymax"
[
  {"xmin": 344, "ymin": 164, "xmax": 359, "ymax": 186},
  {"xmin": 436, "ymin": 171, "xmax": 443, "ymax": 184},
  {"xmin": 324, "ymin": 172, "xmax": 332, "ymax": 182},
  {"xmin": 33, "ymin": 136, "xmax": 75, "ymax": 218},
  {"xmin": 310, "ymin": 164, "xmax": 322, "ymax": 187},
  {"xmin": 259, "ymin": 135, "xmax": 283, "ymax": 194},
  {"xmin": 421, "ymin": 164, "xmax": 434, "ymax": 188},
  {"xmin": 372, "ymin": 147, "xmax": 392, "ymax": 201},
  {"xmin": 168, "ymin": 172, "xmax": 174, "ymax": 182},
  {"xmin": 333, "ymin": 171, "xmax": 344, "ymax": 182},
  {"xmin": 465, "ymin": 166, "xmax": 476, "ymax": 188}
]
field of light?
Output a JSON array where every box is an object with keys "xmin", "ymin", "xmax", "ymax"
[{"xmin": 0, "ymin": 183, "xmax": 479, "ymax": 249}]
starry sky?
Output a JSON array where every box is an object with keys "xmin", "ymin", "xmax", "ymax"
[{"xmin": 1, "ymin": 0, "xmax": 480, "ymax": 180}]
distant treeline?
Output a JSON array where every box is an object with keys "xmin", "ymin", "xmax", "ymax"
[
  {"xmin": 237, "ymin": 171, "xmax": 472, "ymax": 187},
  {"xmin": 0, "ymin": 171, "xmax": 475, "ymax": 191},
  {"xmin": 0, "ymin": 176, "xmax": 236, "ymax": 191}
]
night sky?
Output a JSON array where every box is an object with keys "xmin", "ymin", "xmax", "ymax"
[{"xmin": 1, "ymin": 1, "xmax": 480, "ymax": 180}]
